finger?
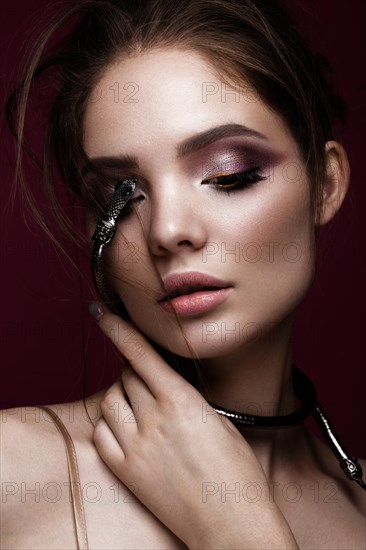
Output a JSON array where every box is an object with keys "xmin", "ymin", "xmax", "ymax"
[
  {"xmin": 99, "ymin": 380, "xmax": 139, "ymax": 441},
  {"xmin": 93, "ymin": 416, "xmax": 126, "ymax": 466},
  {"xmin": 121, "ymin": 364, "xmax": 155, "ymax": 416},
  {"xmin": 121, "ymin": 366, "xmax": 156, "ymax": 429},
  {"xmin": 93, "ymin": 418, "xmax": 139, "ymax": 492},
  {"xmin": 89, "ymin": 302, "xmax": 189, "ymax": 398}
]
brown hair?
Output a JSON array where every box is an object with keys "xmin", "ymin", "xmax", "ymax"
[
  {"xmin": 7, "ymin": 0, "xmax": 346, "ymax": 238},
  {"xmin": 5, "ymin": 0, "xmax": 346, "ymax": 393}
]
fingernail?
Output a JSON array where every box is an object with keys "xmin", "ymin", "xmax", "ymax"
[{"xmin": 88, "ymin": 301, "xmax": 104, "ymax": 321}]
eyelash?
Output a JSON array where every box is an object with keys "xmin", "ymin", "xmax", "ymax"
[
  {"xmin": 114, "ymin": 167, "xmax": 266, "ymax": 217},
  {"xmin": 202, "ymin": 167, "xmax": 266, "ymax": 194}
]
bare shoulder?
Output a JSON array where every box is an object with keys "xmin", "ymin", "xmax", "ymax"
[
  {"xmin": 320, "ymin": 440, "xmax": 366, "ymax": 513},
  {"xmin": 0, "ymin": 396, "xmax": 189, "ymax": 550},
  {"xmin": 0, "ymin": 393, "xmax": 104, "ymax": 479},
  {"xmin": 307, "ymin": 432, "xmax": 366, "ymax": 521},
  {"xmin": 278, "ymin": 431, "xmax": 366, "ymax": 549},
  {"xmin": 353, "ymin": 457, "xmax": 366, "ymax": 512},
  {"xmin": 0, "ymin": 405, "xmax": 63, "ymax": 465},
  {"xmin": 0, "ymin": 403, "xmax": 76, "ymax": 535},
  {"xmin": 0, "ymin": 397, "xmax": 103, "ymax": 537}
]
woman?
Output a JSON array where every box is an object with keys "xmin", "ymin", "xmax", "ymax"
[{"xmin": 1, "ymin": 0, "xmax": 365, "ymax": 548}]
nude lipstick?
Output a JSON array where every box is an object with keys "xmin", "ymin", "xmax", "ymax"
[{"xmin": 157, "ymin": 271, "xmax": 232, "ymax": 316}]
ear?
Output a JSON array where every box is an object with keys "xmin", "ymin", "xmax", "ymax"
[{"xmin": 317, "ymin": 140, "xmax": 350, "ymax": 226}]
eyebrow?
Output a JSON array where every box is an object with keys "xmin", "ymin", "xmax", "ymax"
[
  {"xmin": 177, "ymin": 123, "xmax": 267, "ymax": 158},
  {"xmin": 86, "ymin": 123, "xmax": 268, "ymax": 171}
]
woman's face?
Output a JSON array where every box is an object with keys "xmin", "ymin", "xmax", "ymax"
[{"xmin": 83, "ymin": 48, "xmax": 315, "ymax": 358}]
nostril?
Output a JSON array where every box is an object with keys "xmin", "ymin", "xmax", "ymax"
[{"xmin": 177, "ymin": 240, "xmax": 193, "ymax": 247}]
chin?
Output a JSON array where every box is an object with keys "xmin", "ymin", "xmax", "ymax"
[{"xmin": 130, "ymin": 315, "xmax": 273, "ymax": 360}]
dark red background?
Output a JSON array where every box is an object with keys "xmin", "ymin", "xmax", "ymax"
[{"xmin": 1, "ymin": 1, "xmax": 365, "ymax": 457}]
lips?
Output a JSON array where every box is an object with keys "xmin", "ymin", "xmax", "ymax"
[
  {"xmin": 167, "ymin": 284, "xmax": 222, "ymax": 299},
  {"xmin": 157, "ymin": 271, "xmax": 232, "ymax": 302}
]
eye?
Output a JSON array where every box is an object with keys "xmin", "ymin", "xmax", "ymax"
[
  {"xmin": 119, "ymin": 192, "xmax": 145, "ymax": 217},
  {"xmin": 86, "ymin": 177, "xmax": 144, "ymax": 221},
  {"xmin": 113, "ymin": 181, "xmax": 145, "ymax": 218},
  {"xmin": 202, "ymin": 167, "xmax": 267, "ymax": 194}
]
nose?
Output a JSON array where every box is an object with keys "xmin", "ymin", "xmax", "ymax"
[{"xmin": 147, "ymin": 179, "xmax": 209, "ymax": 257}]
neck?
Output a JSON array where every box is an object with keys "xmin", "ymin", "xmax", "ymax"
[
  {"xmin": 193, "ymin": 315, "xmax": 306, "ymax": 477},
  {"xmin": 198, "ymin": 316, "xmax": 295, "ymax": 412}
]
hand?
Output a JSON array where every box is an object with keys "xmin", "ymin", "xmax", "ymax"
[{"xmin": 90, "ymin": 302, "xmax": 298, "ymax": 549}]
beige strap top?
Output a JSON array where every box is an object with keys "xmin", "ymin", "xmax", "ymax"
[{"xmin": 39, "ymin": 406, "xmax": 89, "ymax": 550}]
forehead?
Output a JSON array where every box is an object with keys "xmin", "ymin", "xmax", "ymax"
[{"xmin": 82, "ymin": 47, "xmax": 298, "ymax": 160}]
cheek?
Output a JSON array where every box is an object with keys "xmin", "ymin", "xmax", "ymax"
[
  {"xmin": 103, "ymin": 230, "xmax": 156, "ymax": 299},
  {"xmin": 246, "ymin": 189, "xmax": 312, "ymax": 264},
  {"xmin": 223, "ymin": 170, "xmax": 315, "ymax": 314}
]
